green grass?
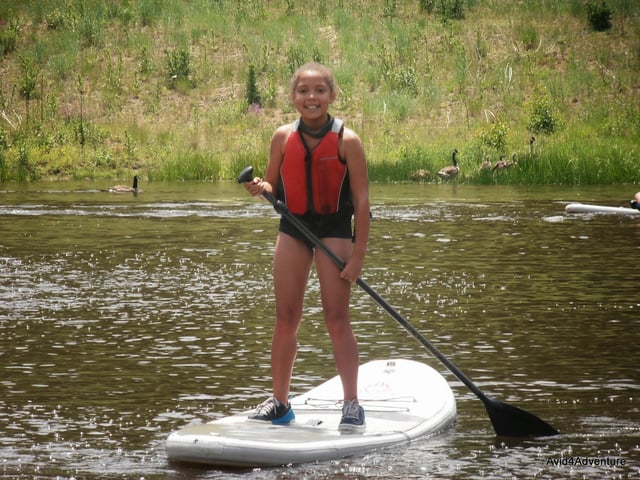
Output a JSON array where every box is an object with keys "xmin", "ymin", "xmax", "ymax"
[{"xmin": 0, "ymin": 0, "xmax": 638, "ymax": 184}]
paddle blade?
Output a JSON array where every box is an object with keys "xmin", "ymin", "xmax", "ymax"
[{"xmin": 485, "ymin": 398, "xmax": 559, "ymax": 437}]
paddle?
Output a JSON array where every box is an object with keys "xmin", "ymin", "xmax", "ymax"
[{"xmin": 237, "ymin": 166, "xmax": 559, "ymax": 437}]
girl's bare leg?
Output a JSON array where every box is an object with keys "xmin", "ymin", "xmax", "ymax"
[
  {"xmin": 271, "ymin": 233, "xmax": 313, "ymax": 404},
  {"xmin": 315, "ymin": 237, "xmax": 359, "ymax": 402}
]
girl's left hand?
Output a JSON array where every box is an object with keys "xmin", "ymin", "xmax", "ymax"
[{"xmin": 339, "ymin": 257, "xmax": 363, "ymax": 284}]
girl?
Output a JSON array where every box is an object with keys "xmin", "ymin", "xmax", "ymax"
[{"xmin": 243, "ymin": 63, "xmax": 370, "ymax": 431}]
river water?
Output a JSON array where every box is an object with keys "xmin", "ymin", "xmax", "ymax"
[{"xmin": 1, "ymin": 181, "xmax": 638, "ymax": 479}]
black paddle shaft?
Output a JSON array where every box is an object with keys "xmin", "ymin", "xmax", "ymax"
[{"xmin": 237, "ymin": 166, "xmax": 558, "ymax": 437}]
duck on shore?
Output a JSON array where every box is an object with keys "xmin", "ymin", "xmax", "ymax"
[
  {"xmin": 437, "ymin": 149, "xmax": 459, "ymax": 180},
  {"xmin": 410, "ymin": 168, "xmax": 431, "ymax": 181}
]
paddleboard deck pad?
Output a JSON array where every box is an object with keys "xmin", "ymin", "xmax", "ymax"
[
  {"xmin": 565, "ymin": 202, "xmax": 640, "ymax": 216},
  {"xmin": 166, "ymin": 359, "xmax": 456, "ymax": 467}
]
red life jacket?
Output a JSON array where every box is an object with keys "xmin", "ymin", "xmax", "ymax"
[{"xmin": 279, "ymin": 117, "xmax": 350, "ymax": 216}]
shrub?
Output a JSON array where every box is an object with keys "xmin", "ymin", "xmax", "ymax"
[
  {"xmin": 286, "ymin": 45, "xmax": 306, "ymax": 75},
  {"xmin": 0, "ymin": 19, "xmax": 18, "ymax": 56},
  {"xmin": 137, "ymin": 46, "xmax": 152, "ymax": 76},
  {"xmin": 166, "ymin": 47, "xmax": 193, "ymax": 88},
  {"xmin": 419, "ymin": 0, "xmax": 434, "ymax": 13},
  {"xmin": 519, "ymin": 25, "xmax": 539, "ymax": 50},
  {"xmin": 442, "ymin": 0, "xmax": 465, "ymax": 20},
  {"xmin": 77, "ymin": 8, "xmax": 105, "ymax": 48},
  {"xmin": 479, "ymin": 120, "xmax": 509, "ymax": 153},
  {"xmin": 0, "ymin": 130, "xmax": 7, "ymax": 182},
  {"xmin": 423, "ymin": 0, "xmax": 466, "ymax": 20},
  {"xmin": 527, "ymin": 94, "xmax": 563, "ymax": 135},
  {"xmin": 19, "ymin": 55, "xmax": 39, "ymax": 100},
  {"xmin": 586, "ymin": 0, "xmax": 612, "ymax": 31},
  {"xmin": 383, "ymin": 0, "xmax": 398, "ymax": 19},
  {"xmin": 245, "ymin": 64, "xmax": 262, "ymax": 107},
  {"xmin": 16, "ymin": 143, "xmax": 37, "ymax": 181},
  {"xmin": 44, "ymin": 9, "xmax": 69, "ymax": 30}
]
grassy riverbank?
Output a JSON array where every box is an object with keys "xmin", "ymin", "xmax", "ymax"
[{"xmin": 0, "ymin": 0, "xmax": 638, "ymax": 184}]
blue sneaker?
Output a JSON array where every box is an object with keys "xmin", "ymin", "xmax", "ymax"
[
  {"xmin": 339, "ymin": 400, "xmax": 365, "ymax": 432},
  {"xmin": 248, "ymin": 397, "xmax": 295, "ymax": 425}
]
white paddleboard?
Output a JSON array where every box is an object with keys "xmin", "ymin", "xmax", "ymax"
[
  {"xmin": 166, "ymin": 358, "xmax": 456, "ymax": 467},
  {"xmin": 565, "ymin": 202, "xmax": 640, "ymax": 216}
]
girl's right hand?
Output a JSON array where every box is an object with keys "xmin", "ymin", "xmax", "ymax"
[{"xmin": 244, "ymin": 177, "xmax": 265, "ymax": 197}]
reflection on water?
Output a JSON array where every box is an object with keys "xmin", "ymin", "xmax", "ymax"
[{"xmin": 1, "ymin": 182, "xmax": 639, "ymax": 479}]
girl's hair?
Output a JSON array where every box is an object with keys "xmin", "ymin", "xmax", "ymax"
[{"xmin": 289, "ymin": 62, "xmax": 336, "ymax": 96}]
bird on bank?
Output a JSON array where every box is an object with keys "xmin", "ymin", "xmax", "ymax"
[
  {"xmin": 410, "ymin": 168, "xmax": 431, "ymax": 181},
  {"xmin": 109, "ymin": 175, "xmax": 141, "ymax": 193},
  {"xmin": 492, "ymin": 154, "xmax": 517, "ymax": 172},
  {"xmin": 480, "ymin": 156, "xmax": 492, "ymax": 171},
  {"xmin": 492, "ymin": 155, "xmax": 509, "ymax": 172},
  {"xmin": 437, "ymin": 149, "xmax": 460, "ymax": 180}
]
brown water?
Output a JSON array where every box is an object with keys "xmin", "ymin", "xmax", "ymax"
[{"xmin": 1, "ymin": 181, "xmax": 638, "ymax": 479}]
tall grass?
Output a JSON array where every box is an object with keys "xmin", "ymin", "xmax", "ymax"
[
  {"xmin": 151, "ymin": 151, "xmax": 221, "ymax": 182},
  {"xmin": 0, "ymin": 0, "xmax": 637, "ymax": 184}
]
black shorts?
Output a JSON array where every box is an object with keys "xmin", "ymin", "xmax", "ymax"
[{"xmin": 278, "ymin": 210, "xmax": 353, "ymax": 250}]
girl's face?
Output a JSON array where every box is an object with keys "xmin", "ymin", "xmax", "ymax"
[{"xmin": 291, "ymin": 70, "xmax": 336, "ymax": 125}]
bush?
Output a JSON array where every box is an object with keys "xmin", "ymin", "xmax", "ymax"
[
  {"xmin": 0, "ymin": 20, "xmax": 18, "ymax": 56},
  {"xmin": 421, "ymin": 0, "xmax": 466, "ymax": 20},
  {"xmin": 245, "ymin": 64, "xmax": 261, "ymax": 107},
  {"xmin": 166, "ymin": 47, "xmax": 193, "ymax": 88},
  {"xmin": 586, "ymin": 0, "xmax": 612, "ymax": 31},
  {"xmin": 0, "ymin": 131, "xmax": 7, "ymax": 182},
  {"xmin": 19, "ymin": 55, "xmax": 39, "ymax": 100},
  {"xmin": 479, "ymin": 120, "xmax": 509, "ymax": 153},
  {"xmin": 527, "ymin": 94, "xmax": 563, "ymax": 135}
]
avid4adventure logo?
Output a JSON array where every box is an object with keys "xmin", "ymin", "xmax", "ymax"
[{"xmin": 546, "ymin": 456, "xmax": 627, "ymax": 467}]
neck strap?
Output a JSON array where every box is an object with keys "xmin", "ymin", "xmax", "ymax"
[{"xmin": 298, "ymin": 115, "xmax": 334, "ymax": 139}]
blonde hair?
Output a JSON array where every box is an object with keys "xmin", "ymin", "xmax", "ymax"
[{"xmin": 289, "ymin": 62, "xmax": 336, "ymax": 96}]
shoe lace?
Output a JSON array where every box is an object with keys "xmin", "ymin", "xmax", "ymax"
[
  {"xmin": 342, "ymin": 400, "xmax": 361, "ymax": 419},
  {"xmin": 255, "ymin": 398, "xmax": 277, "ymax": 416}
]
